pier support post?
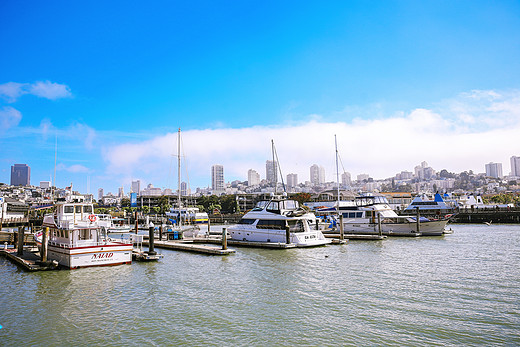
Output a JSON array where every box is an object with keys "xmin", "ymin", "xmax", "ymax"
[
  {"xmin": 285, "ymin": 226, "xmax": 291, "ymax": 244},
  {"xmin": 135, "ymin": 211, "xmax": 139, "ymax": 234},
  {"xmin": 222, "ymin": 228, "xmax": 227, "ymax": 250},
  {"xmin": 148, "ymin": 224, "xmax": 156, "ymax": 255},
  {"xmin": 377, "ymin": 213, "xmax": 382, "ymax": 237},
  {"xmin": 416, "ymin": 208, "xmax": 420, "ymax": 234},
  {"xmin": 41, "ymin": 227, "xmax": 49, "ymax": 262},
  {"xmin": 339, "ymin": 214, "xmax": 344, "ymax": 241},
  {"xmin": 208, "ymin": 218, "xmax": 211, "ymax": 236},
  {"xmin": 17, "ymin": 225, "xmax": 24, "ymax": 255},
  {"xmin": 159, "ymin": 225, "xmax": 163, "ymax": 241}
]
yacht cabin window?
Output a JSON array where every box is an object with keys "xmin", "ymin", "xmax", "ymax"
[
  {"xmin": 83, "ymin": 205, "xmax": 93, "ymax": 214},
  {"xmin": 266, "ymin": 201, "xmax": 280, "ymax": 214},
  {"xmin": 64, "ymin": 206, "xmax": 74, "ymax": 214},
  {"xmin": 75, "ymin": 206, "xmax": 82, "ymax": 214}
]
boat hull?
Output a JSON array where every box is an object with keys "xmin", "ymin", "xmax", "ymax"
[
  {"xmin": 342, "ymin": 219, "xmax": 448, "ymax": 237},
  {"xmin": 46, "ymin": 243, "xmax": 133, "ymax": 269},
  {"xmin": 228, "ymin": 226, "xmax": 331, "ymax": 247}
]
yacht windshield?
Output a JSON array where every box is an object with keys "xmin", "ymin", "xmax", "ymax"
[{"xmin": 281, "ymin": 200, "xmax": 298, "ymax": 210}]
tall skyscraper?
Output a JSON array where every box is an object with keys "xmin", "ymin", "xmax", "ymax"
[
  {"xmin": 212, "ymin": 164, "xmax": 224, "ymax": 191},
  {"xmin": 248, "ymin": 169, "xmax": 260, "ymax": 186},
  {"xmin": 98, "ymin": 188, "xmax": 104, "ymax": 202},
  {"xmin": 180, "ymin": 181, "xmax": 188, "ymax": 196},
  {"xmin": 310, "ymin": 164, "xmax": 325, "ymax": 186},
  {"xmin": 118, "ymin": 186, "xmax": 124, "ymax": 198},
  {"xmin": 485, "ymin": 162, "xmax": 503, "ymax": 178},
  {"xmin": 341, "ymin": 172, "xmax": 351, "ymax": 186},
  {"xmin": 266, "ymin": 160, "xmax": 278, "ymax": 185},
  {"xmin": 10, "ymin": 164, "xmax": 30, "ymax": 186},
  {"xmin": 511, "ymin": 156, "xmax": 520, "ymax": 177},
  {"xmin": 131, "ymin": 180, "xmax": 141, "ymax": 196},
  {"xmin": 287, "ymin": 173, "xmax": 298, "ymax": 189}
]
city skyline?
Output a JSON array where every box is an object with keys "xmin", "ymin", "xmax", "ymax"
[
  {"xmin": 1, "ymin": 1, "xmax": 520, "ymax": 193},
  {"xmin": 5, "ymin": 155, "xmax": 520, "ymax": 197}
]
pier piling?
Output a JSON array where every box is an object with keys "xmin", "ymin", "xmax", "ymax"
[
  {"xmin": 285, "ymin": 226, "xmax": 291, "ymax": 244},
  {"xmin": 17, "ymin": 226, "xmax": 24, "ymax": 256},
  {"xmin": 377, "ymin": 213, "xmax": 382, "ymax": 237},
  {"xmin": 148, "ymin": 224, "xmax": 156, "ymax": 255},
  {"xmin": 222, "ymin": 228, "xmax": 227, "ymax": 250},
  {"xmin": 416, "ymin": 208, "xmax": 420, "ymax": 233},
  {"xmin": 339, "ymin": 214, "xmax": 344, "ymax": 241},
  {"xmin": 41, "ymin": 227, "xmax": 48, "ymax": 262}
]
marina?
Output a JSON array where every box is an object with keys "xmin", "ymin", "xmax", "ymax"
[{"xmin": 1, "ymin": 223, "xmax": 518, "ymax": 345}]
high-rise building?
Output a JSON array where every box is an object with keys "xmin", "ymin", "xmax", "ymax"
[
  {"xmin": 180, "ymin": 181, "xmax": 188, "ymax": 196},
  {"xmin": 212, "ymin": 164, "xmax": 224, "ymax": 191},
  {"xmin": 485, "ymin": 162, "xmax": 503, "ymax": 178},
  {"xmin": 511, "ymin": 156, "xmax": 520, "ymax": 177},
  {"xmin": 248, "ymin": 169, "xmax": 260, "ymax": 186},
  {"xmin": 341, "ymin": 172, "xmax": 351, "ymax": 186},
  {"xmin": 310, "ymin": 164, "xmax": 325, "ymax": 186},
  {"xmin": 131, "ymin": 180, "xmax": 141, "ymax": 196},
  {"xmin": 40, "ymin": 181, "xmax": 51, "ymax": 189},
  {"xmin": 98, "ymin": 188, "xmax": 104, "ymax": 202},
  {"xmin": 287, "ymin": 173, "xmax": 298, "ymax": 190},
  {"xmin": 357, "ymin": 173, "xmax": 370, "ymax": 182},
  {"xmin": 118, "ymin": 186, "xmax": 124, "ymax": 198},
  {"xmin": 266, "ymin": 160, "xmax": 278, "ymax": 185},
  {"xmin": 10, "ymin": 164, "xmax": 30, "ymax": 186}
]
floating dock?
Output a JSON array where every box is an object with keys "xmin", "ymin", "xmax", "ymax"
[
  {"xmin": 143, "ymin": 239, "xmax": 236, "ymax": 255},
  {"xmin": 132, "ymin": 249, "xmax": 164, "ymax": 261},
  {"xmin": 324, "ymin": 233, "xmax": 386, "ymax": 241},
  {"xmin": 0, "ymin": 247, "xmax": 59, "ymax": 271}
]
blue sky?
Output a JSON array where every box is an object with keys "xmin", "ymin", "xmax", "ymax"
[{"xmin": 1, "ymin": 1, "xmax": 520, "ymax": 194}]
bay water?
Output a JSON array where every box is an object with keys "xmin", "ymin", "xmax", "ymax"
[{"xmin": 1, "ymin": 224, "xmax": 519, "ymax": 346}]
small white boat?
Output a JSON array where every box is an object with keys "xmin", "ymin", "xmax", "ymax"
[
  {"xmin": 228, "ymin": 195, "xmax": 331, "ymax": 247},
  {"xmin": 35, "ymin": 201, "xmax": 133, "ymax": 269}
]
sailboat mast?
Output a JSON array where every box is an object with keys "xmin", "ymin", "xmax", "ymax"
[
  {"xmin": 272, "ymin": 139, "xmax": 277, "ymax": 194},
  {"xmin": 335, "ymin": 135, "xmax": 340, "ymax": 212},
  {"xmin": 178, "ymin": 128, "xmax": 182, "ymax": 229}
]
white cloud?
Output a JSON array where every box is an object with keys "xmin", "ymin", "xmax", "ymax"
[
  {"xmin": 102, "ymin": 89, "xmax": 520, "ymax": 188},
  {"xmin": 29, "ymin": 81, "xmax": 72, "ymax": 100},
  {"xmin": 0, "ymin": 106, "xmax": 22, "ymax": 130},
  {"xmin": 0, "ymin": 80, "xmax": 72, "ymax": 102},
  {"xmin": 57, "ymin": 164, "xmax": 91, "ymax": 173},
  {"xmin": 0, "ymin": 82, "xmax": 27, "ymax": 102}
]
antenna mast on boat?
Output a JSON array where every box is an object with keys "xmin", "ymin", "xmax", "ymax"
[{"xmin": 271, "ymin": 139, "xmax": 286, "ymax": 194}]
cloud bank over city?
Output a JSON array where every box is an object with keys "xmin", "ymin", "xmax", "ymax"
[{"xmin": 102, "ymin": 89, "xmax": 520, "ymax": 190}]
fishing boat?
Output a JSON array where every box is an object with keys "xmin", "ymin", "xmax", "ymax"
[
  {"xmin": 34, "ymin": 201, "xmax": 133, "ymax": 269},
  {"xmin": 330, "ymin": 194, "xmax": 450, "ymax": 236},
  {"xmin": 228, "ymin": 194, "xmax": 331, "ymax": 247}
]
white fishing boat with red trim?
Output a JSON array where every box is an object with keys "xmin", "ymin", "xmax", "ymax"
[{"xmin": 34, "ymin": 201, "xmax": 133, "ymax": 269}]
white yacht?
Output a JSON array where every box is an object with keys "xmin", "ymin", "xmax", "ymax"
[
  {"xmin": 34, "ymin": 201, "xmax": 133, "ymax": 269},
  {"xmin": 333, "ymin": 195, "xmax": 449, "ymax": 236},
  {"xmin": 227, "ymin": 195, "xmax": 331, "ymax": 247}
]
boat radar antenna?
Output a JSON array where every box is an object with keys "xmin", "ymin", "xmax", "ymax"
[{"xmin": 271, "ymin": 139, "xmax": 286, "ymax": 194}]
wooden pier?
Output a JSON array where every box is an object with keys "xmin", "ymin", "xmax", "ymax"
[
  {"xmin": 143, "ymin": 239, "xmax": 236, "ymax": 255},
  {"xmin": 324, "ymin": 233, "xmax": 386, "ymax": 240},
  {"xmin": 0, "ymin": 247, "xmax": 59, "ymax": 271}
]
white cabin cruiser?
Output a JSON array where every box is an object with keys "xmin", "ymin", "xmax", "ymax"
[
  {"xmin": 35, "ymin": 201, "xmax": 133, "ymax": 269},
  {"xmin": 228, "ymin": 195, "xmax": 331, "ymax": 247},
  {"xmin": 334, "ymin": 195, "xmax": 449, "ymax": 236}
]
